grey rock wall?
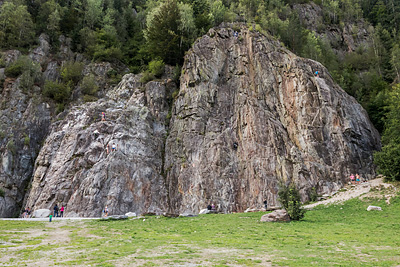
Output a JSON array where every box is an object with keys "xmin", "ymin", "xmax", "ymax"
[
  {"xmin": 0, "ymin": 79, "xmax": 51, "ymax": 217},
  {"xmin": 164, "ymin": 26, "xmax": 380, "ymax": 214},
  {"xmin": 24, "ymin": 75, "xmax": 175, "ymax": 217},
  {"xmin": 5, "ymin": 26, "xmax": 381, "ymax": 217}
]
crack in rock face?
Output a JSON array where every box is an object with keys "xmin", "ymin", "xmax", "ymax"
[{"xmin": 23, "ymin": 26, "xmax": 380, "ymax": 217}]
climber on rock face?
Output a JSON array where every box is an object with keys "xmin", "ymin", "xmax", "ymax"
[{"xmin": 111, "ymin": 143, "xmax": 117, "ymax": 152}]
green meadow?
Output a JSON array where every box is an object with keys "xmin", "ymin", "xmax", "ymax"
[{"xmin": 1, "ymin": 196, "xmax": 400, "ymax": 266}]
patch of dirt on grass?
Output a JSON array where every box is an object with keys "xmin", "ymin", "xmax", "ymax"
[
  {"xmin": 0, "ymin": 220, "xmax": 80, "ymax": 266},
  {"xmin": 113, "ymin": 246, "xmax": 272, "ymax": 266}
]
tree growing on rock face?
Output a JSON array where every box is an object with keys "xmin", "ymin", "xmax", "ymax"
[{"xmin": 278, "ymin": 181, "xmax": 305, "ymax": 221}]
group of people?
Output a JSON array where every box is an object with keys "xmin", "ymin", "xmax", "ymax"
[
  {"xmin": 207, "ymin": 203, "xmax": 216, "ymax": 211},
  {"xmin": 53, "ymin": 204, "xmax": 65, "ymax": 217},
  {"xmin": 106, "ymin": 143, "xmax": 118, "ymax": 154},
  {"xmin": 350, "ymin": 173, "xmax": 362, "ymax": 185},
  {"xmin": 22, "ymin": 207, "xmax": 32, "ymax": 218}
]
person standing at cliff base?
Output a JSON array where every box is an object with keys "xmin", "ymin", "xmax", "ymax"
[
  {"xmin": 54, "ymin": 204, "xmax": 59, "ymax": 217},
  {"xmin": 103, "ymin": 205, "xmax": 109, "ymax": 217},
  {"xmin": 356, "ymin": 174, "xmax": 361, "ymax": 185},
  {"xmin": 350, "ymin": 174, "xmax": 355, "ymax": 184},
  {"xmin": 101, "ymin": 112, "xmax": 106, "ymax": 121},
  {"xmin": 60, "ymin": 205, "xmax": 65, "ymax": 217}
]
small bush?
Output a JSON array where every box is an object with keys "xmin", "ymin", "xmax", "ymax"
[
  {"xmin": 107, "ymin": 69, "xmax": 122, "ymax": 85},
  {"xmin": 4, "ymin": 56, "xmax": 41, "ymax": 88},
  {"xmin": 278, "ymin": 182, "xmax": 305, "ymax": 221},
  {"xmin": 19, "ymin": 61, "xmax": 42, "ymax": 92},
  {"xmin": 7, "ymin": 140, "xmax": 16, "ymax": 155},
  {"xmin": 148, "ymin": 59, "xmax": 165, "ymax": 77},
  {"xmin": 56, "ymin": 103, "xmax": 65, "ymax": 114},
  {"xmin": 0, "ymin": 188, "xmax": 5, "ymax": 198},
  {"xmin": 61, "ymin": 61, "xmax": 84, "ymax": 85},
  {"xmin": 81, "ymin": 75, "xmax": 98, "ymax": 95},
  {"xmin": 43, "ymin": 81, "xmax": 71, "ymax": 103},
  {"xmin": 140, "ymin": 71, "xmax": 154, "ymax": 83},
  {"xmin": 23, "ymin": 135, "xmax": 30, "ymax": 146},
  {"xmin": 5, "ymin": 59, "xmax": 25, "ymax": 77},
  {"xmin": 83, "ymin": 95, "xmax": 98, "ymax": 102}
]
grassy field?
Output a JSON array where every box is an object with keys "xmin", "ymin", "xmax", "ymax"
[{"xmin": 1, "ymin": 194, "xmax": 400, "ymax": 266}]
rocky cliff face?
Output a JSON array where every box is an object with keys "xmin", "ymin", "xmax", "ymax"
[
  {"xmin": 164, "ymin": 26, "xmax": 380, "ymax": 214},
  {"xmin": 24, "ymin": 75, "xmax": 176, "ymax": 217},
  {"xmin": 0, "ymin": 35, "xmax": 123, "ymax": 217},
  {"xmin": 0, "ymin": 51, "xmax": 52, "ymax": 217},
  {"xmin": 6, "ymin": 26, "xmax": 380, "ymax": 217}
]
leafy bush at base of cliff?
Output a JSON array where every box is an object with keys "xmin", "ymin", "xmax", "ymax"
[
  {"xmin": 278, "ymin": 182, "xmax": 305, "ymax": 220},
  {"xmin": 0, "ymin": 188, "xmax": 4, "ymax": 197},
  {"xmin": 43, "ymin": 81, "xmax": 71, "ymax": 104}
]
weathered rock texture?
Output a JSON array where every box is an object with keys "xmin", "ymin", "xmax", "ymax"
[
  {"xmin": 164, "ymin": 26, "xmax": 380, "ymax": 215},
  {"xmin": 18, "ymin": 26, "xmax": 380, "ymax": 217},
  {"xmin": 0, "ymin": 73, "xmax": 51, "ymax": 217},
  {"xmin": 25, "ymin": 74, "xmax": 176, "ymax": 217},
  {"xmin": 0, "ymin": 35, "xmax": 125, "ymax": 217}
]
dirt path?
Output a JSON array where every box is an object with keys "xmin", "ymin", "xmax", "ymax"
[{"xmin": 303, "ymin": 177, "xmax": 397, "ymax": 209}]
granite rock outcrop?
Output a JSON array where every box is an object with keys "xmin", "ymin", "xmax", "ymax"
[
  {"xmin": 24, "ymin": 74, "xmax": 176, "ymax": 217},
  {"xmin": 164, "ymin": 26, "xmax": 380, "ymax": 214},
  {"xmin": 9, "ymin": 26, "xmax": 381, "ymax": 217}
]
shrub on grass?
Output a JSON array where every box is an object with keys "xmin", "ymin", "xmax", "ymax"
[{"xmin": 278, "ymin": 182, "xmax": 305, "ymax": 220}]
